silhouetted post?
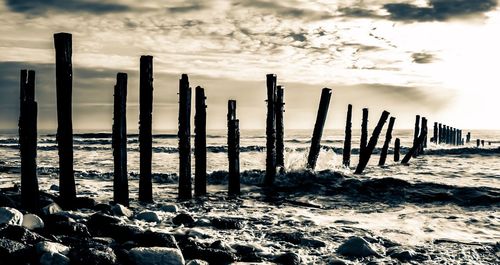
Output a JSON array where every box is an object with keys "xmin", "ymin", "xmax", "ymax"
[
  {"xmin": 113, "ymin": 73, "xmax": 128, "ymax": 206},
  {"xmin": 418, "ymin": 117, "xmax": 427, "ymax": 155},
  {"xmin": 476, "ymin": 139, "xmax": 480, "ymax": 147},
  {"xmin": 445, "ymin": 126, "xmax": 449, "ymax": 144},
  {"xmin": 379, "ymin": 116, "xmax": 395, "ymax": 166},
  {"xmin": 433, "ymin": 122, "xmax": 437, "ymax": 144},
  {"xmin": 194, "ymin": 86, "xmax": 207, "ymax": 197},
  {"xmin": 178, "ymin": 74, "xmax": 192, "ymax": 200},
  {"xmin": 402, "ymin": 128, "xmax": 427, "ymax": 164},
  {"xmin": 360, "ymin": 108, "xmax": 369, "ymax": 155},
  {"xmin": 394, "ymin": 138, "xmax": 400, "ymax": 162},
  {"xmin": 227, "ymin": 100, "xmax": 240, "ymax": 195},
  {"xmin": 275, "ymin": 86, "xmax": 285, "ymax": 171},
  {"xmin": 139, "ymin": 55, "xmax": 153, "ymax": 203},
  {"xmin": 452, "ymin": 128, "xmax": 456, "ymax": 146},
  {"xmin": 342, "ymin": 104, "xmax": 352, "ymax": 167},
  {"xmin": 457, "ymin": 130, "xmax": 462, "ymax": 146},
  {"xmin": 19, "ymin": 70, "xmax": 39, "ymax": 210},
  {"xmin": 355, "ymin": 110, "xmax": 390, "ymax": 174},
  {"xmin": 264, "ymin": 74, "xmax": 277, "ymax": 186},
  {"xmin": 54, "ymin": 33, "xmax": 76, "ymax": 208},
  {"xmin": 481, "ymin": 140, "xmax": 485, "ymax": 147},
  {"xmin": 466, "ymin": 132, "xmax": 471, "ymax": 143},
  {"xmin": 307, "ymin": 88, "xmax": 333, "ymax": 170},
  {"xmin": 438, "ymin": 123, "xmax": 442, "ymax": 144},
  {"xmin": 442, "ymin": 125, "xmax": 446, "ymax": 144},
  {"xmin": 412, "ymin": 115, "xmax": 420, "ymax": 157}
]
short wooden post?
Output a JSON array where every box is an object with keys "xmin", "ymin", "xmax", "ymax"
[
  {"xmin": 264, "ymin": 74, "xmax": 277, "ymax": 186},
  {"xmin": 378, "ymin": 116, "xmax": 395, "ymax": 166},
  {"xmin": 306, "ymin": 88, "xmax": 333, "ymax": 170},
  {"xmin": 139, "ymin": 55, "xmax": 154, "ymax": 203},
  {"xmin": 433, "ymin": 122, "xmax": 437, "ymax": 144},
  {"xmin": 412, "ymin": 115, "xmax": 420, "ymax": 157},
  {"xmin": 360, "ymin": 108, "xmax": 369, "ymax": 155},
  {"xmin": 476, "ymin": 139, "xmax": 480, "ymax": 147},
  {"xmin": 178, "ymin": 74, "xmax": 192, "ymax": 200},
  {"xmin": 113, "ymin": 73, "xmax": 128, "ymax": 206},
  {"xmin": 481, "ymin": 140, "xmax": 485, "ymax": 147},
  {"xmin": 19, "ymin": 70, "xmax": 39, "ymax": 210},
  {"xmin": 466, "ymin": 132, "xmax": 471, "ymax": 143},
  {"xmin": 227, "ymin": 100, "xmax": 240, "ymax": 196},
  {"xmin": 394, "ymin": 138, "xmax": 400, "ymax": 162},
  {"xmin": 54, "ymin": 33, "xmax": 76, "ymax": 208},
  {"xmin": 194, "ymin": 86, "xmax": 207, "ymax": 197},
  {"xmin": 452, "ymin": 128, "xmax": 456, "ymax": 146},
  {"xmin": 275, "ymin": 86, "xmax": 285, "ymax": 171},
  {"xmin": 342, "ymin": 104, "xmax": 352, "ymax": 167},
  {"xmin": 355, "ymin": 110, "xmax": 390, "ymax": 174},
  {"xmin": 401, "ymin": 128, "xmax": 427, "ymax": 164}
]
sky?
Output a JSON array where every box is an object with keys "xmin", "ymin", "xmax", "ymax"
[{"xmin": 0, "ymin": 0, "xmax": 499, "ymax": 132}]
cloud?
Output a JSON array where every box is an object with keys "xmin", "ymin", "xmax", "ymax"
[
  {"xmin": 411, "ymin": 52, "xmax": 436, "ymax": 64},
  {"xmin": 167, "ymin": 1, "xmax": 205, "ymax": 13},
  {"xmin": 233, "ymin": 0, "xmax": 333, "ymax": 20},
  {"xmin": 5, "ymin": 0, "xmax": 130, "ymax": 14}
]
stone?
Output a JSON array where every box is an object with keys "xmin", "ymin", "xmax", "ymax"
[
  {"xmin": 0, "ymin": 193, "xmax": 17, "ymax": 208},
  {"xmin": 337, "ymin": 236, "xmax": 381, "ymax": 258},
  {"xmin": 274, "ymin": 252, "xmax": 302, "ymax": 265},
  {"xmin": 36, "ymin": 241, "xmax": 70, "ymax": 255},
  {"xmin": 159, "ymin": 204, "xmax": 178, "ymax": 213},
  {"xmin": 22, "ymin": 213, "xmax": 44, "ymax": 230},
  {"xmin": 172, "ymin": 213, "xmax": 195, "ymax": 227},
  {"xmin": 69, "ymin": 245, "xmax": 117, "ymax": 265},
  {"xmin": 210, "ymin": 218, "xmax": 244, "ymax": 230},
  {"xmin": 134, "ymin": 230, "xmax": 178, "ymax": 248},
  {"xmin": 328, "ymin": 258, "xmax": 347, "ymax": 265},
  {"xmin": 97, "ymin": 223, "xmax": 143, "ymax": 243},
  {"xmin": 0, "ymin": 224, "xmax": 46, "ymax": 244},
  {"xmin": 50, "ymin": 185, "xmax": 59, "ymax": 191},
  {"xmin": 42, "ymin": 203, "xmax": 62, "ymax": 215},
  {"xmin": 46, "ymin": 221, "xmax": 91, "ymax": 238},
  {"xmin": 232, "ymin": 243, "xmax": 265, "ymax": 262},
  {"xmin": 301, "ymin": 238, "xmax": 327, "ymax": 248},
  {"xmin": 74, "ymin": 197, "xmax": 96, "ymax": 209},
  {"xmin": 94, "ymin": 204, "xmax": 113, "ymax": 214},
  {"xmin": 40, "ymin": 252, "xmax": 70, "ymax": 265},
  {"xmin": 387, "ymin": 247, "xmax": 425, "ymax": 262},
  {"xmin": 135, "ymin": 211, "xmax": 161, "ymax": 223},
  {"xmin": 181, "ymin": 242, "xmax": 237, "ymax": 264},
  {"xmin": 0, "ymin": 238, "xmax": 28, "ymax": 262},
  {"xmin": 0, "ymin": 207, "xmax": 23, "ymax": 226},
  {"xmin": 112, "ymin": 204, "xmax": 133, "ymax": 218},
  {"xmin": 129, "ymin": 247, "xmax": 185, "ymax": 265},
  {"xmin": 186, "ymin": 259, "xmax": 209, "ymax": 265}
]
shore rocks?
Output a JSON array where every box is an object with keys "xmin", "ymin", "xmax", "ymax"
[
  {"xmin": 159, "ymin": 204, "xmax": 178, "ymax": 213},
  {"xmin": 172, "ymin": 213, "xmax": 195, "ymax": 227},
  {"xmin": 112, "ymin": 204, "xmax": 133, "ymax": 218},
  {"xmin": 22, "ymin": 213, "xmax": 44, "ymax": 230},
  {"xmin": 43, "ymin": 203, "xmax": 63, "ymax": 215},
  {"xmin": 69, "ymin": 244, "xmax": 117, "ymax": 265},
  {"xmin": 0, "ymin": 207, "xmax": 23, "ymax": 225},
  {"xmin": 136, "ymin": 211, "xmax": 161, "ymax": 223},
  {"xmin": 129, "ymin": 247, "xmax": 185, "ymax": 265},
  {"xmin": 134, "ymin": 230, "xmax": 178, "ymax": 248},
  {"xmin": 186, "ymin": 259, "xmax": 209, "ymax": 265},
  {"xmin": 337, "ymin": 236, "xmax": 381, "ymax": 258},
  {"xmin": 0, "ymin": 238, "xmax": 28, "ymax": 262},
  {"xmin": 36, "ymin": 241, "xmax": 70, "ymax": 255},
  {"xmin": 210, "ymin": 218, "xmax": 244, "ymax": 230},
  {"xmin": 0, "ymin": 224, "xmax": 46, "ymax": 244},
  {"xmin": 274, "ymin": 252, "xmax": 302, "ymax": 265},
  {"xmin": 40, "ymin": 252, "xmax": 70, "ymax": 265}
]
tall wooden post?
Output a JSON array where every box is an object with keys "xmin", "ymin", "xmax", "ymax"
[
  {"xmin": 139, "ymin": 55, "xmax": 153, "ymax": 203},
  {"xmin": 264, "ymin": 74, "xmax": 277, "ymax": 186},
  {"xmin": 433, "ymin": 122, "xmax": 438, "ymax": 144},
  {"xmin": 306, "ymin": 88, "xmax": 332, "ymax": 170},
  {"xmin": 378, "ymin": 116, "xmax": 395, "ymax": 166},
  {"xmin": 54, "ymin": 33, "xmax": 76, "ymax": 208},
  {"xmin": 360, "ymin": 108, "xmax": 369, "ymax": 155},
  {"xmin": 401, "ymin": 128, "xmax": 427, "ymax": 164},
  {"xmin": 178, "ymin": 74, "xmax": 192, "ymax": 200},
  {"xmin": 227, "ymin": 100, "xmax": 240, "ymax": 195},
  {"xmin": 342, "ymin": 104, "xmax": 352, "ymax": 167},
  {"xmin": 19, "ymin": 70, "xmax": 39, "ymax": 210},
  {"xmin": 355, "ymin": 111, "xmax": 389, "ymax": 174},
  {"xmin": 476, "ymin": 139, "xmax": 480, "ymax": 147},
  {"xmin": 275, "ymin": 86, "xmax": 285, "ymax": 171},
  {"xmin": 412, "ymin": 115, "xmax": 420, "ymax": 157},
  {"xmin": 438, "ymin": 123, "xmax": 442, "ymax": 144},
  {"xmin": 452, "ymin": 128, "xmax": 456, "ymax": 146},
  {"xmin": 418, "ymin": 117, "xmax": 427, "ymax": 154},
  {"xmin": 466, "ymin": 132, "xmax": 471, "ymax": 143},
  {"xmin": 394, "ymin": 138, "xmax": 400, "ymax": 162},
  {"xmin": 113, "ymin": 73, "xmax": 128, "ymax": 206},
  {"xmin": 194, "ymin": 86, "xmax": 207, "ymax": 197},
  {"xmin": 446, "ymin": 126, "xmax": 451, "ymax": 144}
]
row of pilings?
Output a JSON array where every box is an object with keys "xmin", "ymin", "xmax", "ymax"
[{"xmin": 16, "ymin": 32, "xmax": 476, "ymax": 210}]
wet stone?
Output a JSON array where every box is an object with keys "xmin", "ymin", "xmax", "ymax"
[
  {"xmin": 46, "ymin": 221, "xmax": 91, "ymax": 238},
  {"xmin": 210, "ymin": 218, "xmax": 244, "ymax": 230},
  {"xmin": 186, "ymin": 259, "xmax": 209, "ymax": 265},
  {"xmin": 0, "ymin": 207, "xmax": 23, "ymax": 225},
  {"xmin": 135, "ymin": 211, "xmax": 161, "ymax": 223},
  {"xmin": 337, "ymin": 236, "xmax": 381, "ymax": 258},
  {"xmin": 0, "ymin": 224, "xmax": 46, "ymax": 244},
  {"xmin": 35, "ymin": 241, "xmax": 70, "ymax": 255},
  {"xmin": 40, "ymin": 252, "xmax": 70, "ymax": 265},
  {"xmin": 274, "ymin": 252, "xmax": 302, "ymax": 265},
  {"xmin": 0, "ymin": 238, "xmax": 29, "ymax": 262},
  {"xmin": 22, "ymin": 213, "xmax": 45, "ymax": 230},
  {"xmin": 42, "ymin": 203, "xmax": 62, "ymax": 215},
  {"xmin": 69, "ymin": 244, "xmax": 117, "ymax": 265},
  {"xmin": 94, "ymin": 203, "xmax": 113, "ymax": 214},
  {"xmin": 111, "ymin": 204, "xmax": 133, "ymax": 218},
  {"xmin": 129, "ymin": 247, "xmax": 185, "ymax": 265},
  {"xmin": 134, "ymin": 230, "xmax": 178, "ymax": 248},
  {"xmin": 172, "ymin": 213, "xmax": 195, "ymax": 227}
]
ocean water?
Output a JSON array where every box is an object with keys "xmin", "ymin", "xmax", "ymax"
[{"xmin": 0, "ymin": 129, "xmax": 499, "ymax": 263}]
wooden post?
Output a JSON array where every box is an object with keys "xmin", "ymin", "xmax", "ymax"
[
  {"xmin": 378, "ymin": 116, "xmax": 395, "ymax": 166},
  {"xmin": 433, "ymin": 122, "xmax": 438, "ymax": 144},
  {"xmin": 54, "ymin": 33, "xmax": 76, "ymax": 208},
  {"xmin": 275, "ymin": 86, "xmax": 285, "ymax": 171},
  {"xmin": 113, "ymin": 73, "xmax": 128, "ymax": 206},
  {"xmin": 264, "ymin": 74, "xmax": 277, "ymax": 185},
  {"xmin": 354, "ymin": 110, "xmax": 390, "ymax": 174},
  {"xmin": 139, "ymin": 55, "xmax": 154, "ymax": 203},
  {"xmin": 360, "ymin": 108, "xmax": 369, "ymax": 155},
  {"xmin": 194, "ymin": 86, "xmax": 207, "ymax": 197},
  {"xmin": 306, "ymin": 88, "xmax": 332, "ymax": 170},
  {"xmin": 438, "ymin": 123, "xmax": 442, "ymax": 144},
  {"xmin": 178, "ymin": 74, "xmax": 192, "ymax": 200},
  {"xmin": 412, "ymin": 115, "xmax": 420, "ymax": 157},
  {"xmin": 342, "ymin": 104, "xmax": 352, "ymax": 167},
  {"xmin": 394, "ymin": 138, "xmax": 400, "ymax": 162},
  {"xmin": 447, "ymin": 126, "xmax": 451, "ymax": 144},
  {"xmin": 418, "ymin": 117, "xmax": 427, "ymax": 154},
  {"xmin": 481, "ymin": 140, "xmax": 485, "ymax": 147},
  {"xmin": 19, "ymin": 70, "xmax": 39, "ymax": 210},
  {"xmin": 401, "ymin": 128, "xmax": 427, "ymax": 164},
  {"xmin": 227, "ymin": 100, "xmax": 240, "ymax": 196},
  {"xmin": 476, "ymin": 139, "xmax": 480, "ymax": 147},
  {"xmin": 466, "ymin": 132, "xmax": 471, "ymax": 143},
  {"xmin": 452, "ymin": 128, "xmax": 456, "ymax": 146}
]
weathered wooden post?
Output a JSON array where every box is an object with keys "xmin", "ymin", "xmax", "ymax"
[
  {"xmin": 227, "ymin": 100, "xmax": 240, "ymax": 195},
  {"xmin": 444, "ymin": 126, "xmax": 449, "ymax": 144},
  {"xmin": 264, "ymin": 74, "xmax": 277, "ymax": 186},
  {"xmin": 139, "ymin": 55, "xmax": 154, "ymax": 203},
  {"xmin": 342, "ymin": 104, "xmax": 352, "ymax": 167},
  {"xmin": 452, "ymin": 128, "xmax": 456, "ymax": 146},
  {"xmin": 178, "ymin": 74, "xmax": 192, "ymax": 200},
  {"xmin": 481, "ymin": 140, "xmax": 485, "ymax": 147},
  {"xmin": 306, "ymin": 88, "xmax": 332, "ymax": 170},
  {"xmin": 355, "ymin": 110, "xmax": 390, "ymax": 174},
  {"xmin": 438, "ymin": 123, "xmax": 442, "ymax": 144},
  {"xmin": 19, "ymin": 70, "xmax": 39, "ymax": 210},
  {"xmin": 466, "ymin": 132, "xmax": 471, "ymax": 143},
  {"xmin": 433, "ymin": 122, "xmax": 438, "ymax": 144},
  {"xmin": 275, "ymin": 86, "xmax": 285, "ymax": 171},
  {"xmin": 113, "ymin": 73, "xmax": 128, "ymax": 206},
  {"xmin": 360, "ymin": 108, "xmax": 369, "ymax": 155},
  {"xmin": 401, "ymin": 128, "xmax": 427, "ymax": 164},
  {"xmin": 54, "ymin": 33, "xmax": 76, "ymax": 208},
  {"xmin": 194, "ymin": 86, "xmax": 207, "ymax": 197},
  {"xmin": 378, "ymin": 116, "xmax": 395, "ymax": 166},
  {"xmin": 394, "ymin": 138, "xmax": 400, "ymax": 162},
  {"xmin": 412, "ymin": 115, "xmax": 420, "ymax": 157},
  {"xmin": 418, "ymin": 117, "xmax": 427, "ymax": 155},
  {"xmin": 476, "ymin": 139, "xmax": 480, "ymax": 147}
]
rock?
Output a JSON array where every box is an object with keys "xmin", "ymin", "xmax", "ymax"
[
  {"xmin": 94, "ymin": 203, "xmax": 113, "ymax": 214},
  {"xmin": 0, "ymin": 207, "xmax": 23, "ymax": 226},
  {"xmin": 92, "ymin": 237, "xmax": 116, "ymax": 246},
  {"xmin": 95, "ymin": 223, "xmax": 143, "ymax": 243},
  {"xmin": 69, "ymin": 245, "xmax": 117, "ymax": 265},
  {"xmin": 337, "ymin": 236, "xmax": 381, "ymax": 258},
  {"xmin": 181, "ymin": 242, "xmax": 237, "ymax": 264},
  {"xmin": 159, "ymin": 204, "xmax": 178, "ymax": 213},
  {"xmin": 87, "ymin": 212, "xmax": 124, "ymax": 234},
  {"xmin": 172, "ymin": 213, "xmax": 195, "ymax": 227},
  {"xmin": 267, "ymin": 231, "xmax": 303, "ymax": 244},
  {"xmin": 112, "ymin": 204, "xmax": 133, "ymax": 218},
  {"xmin": 210, "ymin": 218, "xmax": 244, "ymax": 230},
  {"xmin": 43, "ymin": 203, "xmax": 62, "ymax": 215},
  {"xmin": 135, "ymin": 211, "xmax": 161, "ymax": 223},
  {"xmin": 22, "ymin": 213, "xmax": 44, "ymax": 230},
  {"xmin": 327, "ymin": 258, "xmax": 347, "ymax": 265},
  {"xmin": 186, "ymin": 259, "xmax": 209, "ymax": 265},
  {"xmin": 232, "ymin": 243, "xmax": 264, "ymax": 262},
  {"xmin": 0, "ymin": 193, "xmax": 17, "ymax": 208},
  {"xmin": 36, "ymin": 241, "xmax": 70, "ymax": 255},
  {"xmin": 186, "ymin": 228, "xmax": 211, "ymax": 239},
  {"xmin": 0, "ymin": 238, "xmax": 28, "ymax": 262},
  {"xmin": 129, "ymin": 247, "xmax": 185, "ymax": 265},
  {"xmin": 0, "ymin": 224, "xmax": 46, "ymax": 244},
  {"xmin": 134, "ymin": 230, "xmax": 178, "ymax": 248},
  {"xmin": 74, "ymin": 197, "xmax": 96, "ymax": 209},
  {"xmin": 50, "ymin": 185, "xmax": 59, "ymax": 191},
  {"xmin": 274, "ymin": 252, "xmax": 302, "ymax": 265},
  {"xmin": 387, "ymin": 247, "xmax": 425, "ymax": 262},
  {"xmin": 46, "ymin": 221, "xmax": 91, "ymax": 238},
  {"xmin": 301, "ymin": 238, "xmax": 326, "ymax": 248},
  {"xmin": 40, "ymin": 252, "xmax": 70, "ymax": 265}
]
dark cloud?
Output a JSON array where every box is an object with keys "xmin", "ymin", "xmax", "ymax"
[
  {"xmin": 167, "ymin": 2, "xmax": 205, "ymax": 13},
  {"xmin": 5, "ymin": 0, "xmax": 130, "ymax": 15},
  {"xmin": 233, "ymin": 0, "xmax": 333, "ymax": 20},
  {"xmin": 412, "ymin": 52, "xmax": 435, "ymax": 64},
  {"xmin": 338, "ymin": 7, "xmax": 381, "ymax": 18}
]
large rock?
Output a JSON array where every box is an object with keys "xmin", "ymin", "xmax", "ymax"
[
  {"xmin": 46, "ymin": 220, "xmax": 91, "ymax": 238},
  {"xmin": 129, "ymin": 247, "xmax": 185, "ymax": 265},
  {"xmin": 42, "ymin": 203, "xmax": 62, "ymax": 215},
  {"xmin": 337, "ymin": 236, "xmax": 381, "ymax": 258},
  {"xmin": 112, "ymin": 204, "xmax": 133, "ymax": 218},
  {"xmin": 40, "ymin": 252, "xmax": 70, "ymax": 265},
  {"xmin": 22, "ymin": 213, "xmax": 45, "ymax": 230},
  {"xmin": 0, "ymin": 224, "xmax": 46, "ymax": 244},
  {"xmin": 210, "ymin": 218, "xmax": 244, "ymax": 230},
  {"xmin": 0, "ymin": 207, "xmax": 23, "ymax": 226},
  {"xmin": 134, "ymin": 230, "xmax": 178, "ymax": 248},
  {"xmin": 186, "ymin": 259, "xmax": 209, "ymax": 265},
  {"xmin": 159, "ymin": 204, "xmax": 178, "ymax": 213},
  {"xmin": 274, "ymin": 252, "xmax": 302, "ymax": 265},
  {"xmin": 135, "ymin": 211, "xmax": 161, "ymax": 223},
  {"xmin": 172, "ymin": 213, "xmax": 195, "ymax": 227},
  {"xmin": 69, "ymin": 245, "xmax": 117, "ymax": 265},
  {"xmin": 35, "ymin": 241, "xmax": 70, "ymax": 255},
  {"xmin": 0, "ymin": 238, "xmax": 29, "ymax": 262}
]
